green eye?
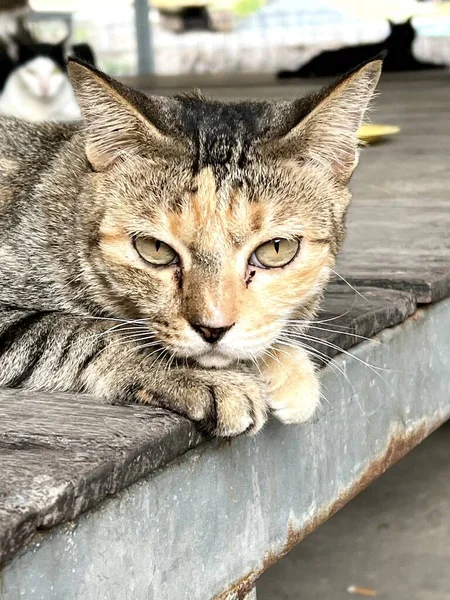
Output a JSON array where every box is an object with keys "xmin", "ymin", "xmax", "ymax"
[
  {"xmin": 133, "ymin": 236, "xmax": 178, "ymax": 266},
  {"xmin": 251, "ymin": 238, "xmax": 300, "ymax": 268}
]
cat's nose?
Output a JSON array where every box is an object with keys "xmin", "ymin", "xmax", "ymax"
[{"xmin": 190, "ymin": 322, "xmax": 233, "ymax": 344}]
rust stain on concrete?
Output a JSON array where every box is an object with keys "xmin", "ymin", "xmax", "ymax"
[{"xmin": 215, "ymin": 419, "xmax": 443, "ymax": 600}]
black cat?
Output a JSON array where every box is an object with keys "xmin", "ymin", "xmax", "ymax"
[
  {"xmin": 0, "ymin": 40, "xmax": 14, "ymax": 91},
  {"xmin": 278, "ymin": 19, "xmax": 446, "ymax": 79},
  {"xmin": 71, "ymin": 43, "xmax": 96, "ymax": 67},
  {"xmin": 0, "ymin": 18, "xmax": 96, "ymax": 91},
  {"xmin": 14, "ymin": 38, "xmax": 67, "ymax": 71}
]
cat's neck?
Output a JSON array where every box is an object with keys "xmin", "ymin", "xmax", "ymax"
[{"xmin": 0, "ymin": 70, "xmax": 80, "ymax": 122}]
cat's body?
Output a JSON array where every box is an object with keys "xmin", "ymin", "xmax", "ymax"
[
  {"xmin": 279, "ymin": 20, "xmax": 445, "ymax": 79},
  {"xmin": 0, "ymin": 40, "xmax": 81, "ymax": 122},
  {"xmin": 0, "ymin": 59, "xmax": 381, "ymax": 436}
]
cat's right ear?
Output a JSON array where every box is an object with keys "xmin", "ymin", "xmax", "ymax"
[
  {"xmin": 272, "ymin": 59, "xmax": 381, "ymax": 184},
  {"xmin": 67, "ymin": 59, "xmax": 177, "ymax": 171}
]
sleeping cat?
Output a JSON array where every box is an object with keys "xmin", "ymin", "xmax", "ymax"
[
  {"xmin": 0, "ymin": 58, "xmax": 381, "ymax": 437},
  {"xmin": 279, "ymin": 19, "xmax": 445, "ymax": 79},
  {"xmin": 0, "ymin": 37, "xmax": 80, "ymax": 121}
]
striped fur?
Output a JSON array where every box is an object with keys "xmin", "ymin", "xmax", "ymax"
[{"xmin": 0, "ymin": 59, "xmax": 381, "ymax": 437}]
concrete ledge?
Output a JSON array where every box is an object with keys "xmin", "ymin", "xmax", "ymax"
[{"xmin": 2, "ymin": 298, "xmax": 449, "ymax": 600}]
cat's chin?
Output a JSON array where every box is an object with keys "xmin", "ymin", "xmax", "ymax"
[{"xmin": 194, "ymin": 352, "xmax": 235, "ymax": 369}]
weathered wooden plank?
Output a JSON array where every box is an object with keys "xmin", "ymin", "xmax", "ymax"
[
  {"xmin": 0, "ymin": 72, "xmax": 449, "ymax": 577},
  {"xmin": 0, "ymin": 393, "xmax": 202, "ymax": 566},
  {"xmin": 312, "ymin": 285, "xmax": 417, "ymax": 359},
  {"xmin": 3, "ymin": 297, "xmax": 450, "ymax": 600},
  {"xmin": 336, "ymin": 201, "xmax": 450, "ymax": 303},
  {"xmin": 0, "ymin": 285, "xmax": 416, "ymax": 567},
  {"xmin": 336, "ymin": 254, "xmax": 450, "ymax": 304}
]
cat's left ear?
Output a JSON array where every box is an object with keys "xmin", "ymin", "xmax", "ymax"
[
  {"xmin": 67, "ymin": 59, "xmax": 178, "ymax": 170},
  {"xmin": 278, "ymin": 60, "xmax": 382, "ymax": 184}
]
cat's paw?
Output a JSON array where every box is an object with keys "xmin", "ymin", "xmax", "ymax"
[
  {"xmin": 133, "ymin": 368, "xmax": 268, "ymax": 438},
  {"xmin": 85, "ymin": 348, "xmax": 269, "ymax": 438},
  {"xmin": 260, "ymin": 344, "xmax": 321, "ymax": 425},
  {"xmin": 269, "ymin": 368, "xmax": 320, "ymax": 424},
  {"xmin": 205, "ymin": 371, "xmax": 268, "ymax": 437}
]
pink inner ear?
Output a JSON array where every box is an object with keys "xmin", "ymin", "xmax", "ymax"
[
  {"xmin": 276, "ymin": 60, "xmax": 381, "ymax": 183},
  {"xmin": 85, "ymin": 141, "xmax": 124, "ymax": 171}
]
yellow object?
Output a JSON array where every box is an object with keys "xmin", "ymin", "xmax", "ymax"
[
  {"xmin": 347, "ymin": 585, "xmax": 377, "ymax": 597},
  {"xmin": 357, "ymin": 124, "xmax": 400, "ymax": 144}
]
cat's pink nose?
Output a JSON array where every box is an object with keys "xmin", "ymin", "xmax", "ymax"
[{"xmin": 190, "ymin": 322, "xmax": 233, "ymax": 344}]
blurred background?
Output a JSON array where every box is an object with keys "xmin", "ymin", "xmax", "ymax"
[
  {"xmin": 0, "ymin": 1, "xmax": 448, "ymax": 599},
  {"xmin": 2, "ymin": 0, "xmax": 450, "ymax": 78}
]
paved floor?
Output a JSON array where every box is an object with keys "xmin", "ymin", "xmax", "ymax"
[{"xmin": 258, "ymin": 425, "xmax": 450, "ymax": 600}]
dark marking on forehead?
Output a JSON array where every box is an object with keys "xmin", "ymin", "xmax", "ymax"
[{"xmin": 176, "ymin": 95, "xmax": 275, "ymax": 184}]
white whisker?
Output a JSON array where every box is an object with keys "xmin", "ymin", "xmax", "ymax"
[
  {"xmin": 282, "ymin": 331, "xmax": 389, "ymax": 379},
  {"xmin": 287, "ymin": 322, "xmax": 379, "ymax": 344},
  {"xmin": 329, "ymin": 268, "xmax": 368, "ymax": 301}
]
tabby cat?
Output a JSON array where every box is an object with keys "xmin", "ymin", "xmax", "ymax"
[{"xmin": 0, "ymin": 58, "xmax": 381, "ymax": 437}]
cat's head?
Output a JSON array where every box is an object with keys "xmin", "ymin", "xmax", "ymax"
[
  {"xmin": 68, "ymin": 59, "xmax": 381, "ymax": 368},
  {"xmin": 388, "ymin": 18, "xmax": 416, "ymax": 46},
  {"xmin": 14, "ymin": 41, "xmax": 67, "ymax": 99}
]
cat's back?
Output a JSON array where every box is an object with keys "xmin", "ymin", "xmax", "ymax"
[
  {"xmin": 0, "ymin": 116, "xmax": 76, "ymax": 165},
  {"xmin": 278, "ymin": 42, "xmax": 385, "ymax": 79},
  {"xmin": 0, "ymin": 117, "xmax": 80, "ymax": 222}
]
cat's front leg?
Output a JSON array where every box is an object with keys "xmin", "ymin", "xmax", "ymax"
[
  {"xmin": 83, "ymin": 356, "xmax": 269, "ymax": 438},
  {"xmin": 260, "ymin": 344, "xmax": 321, "ymax": 424},
  {"xmin": 0, "ymin": 306, "xmax": 268, "ymax": 438}
]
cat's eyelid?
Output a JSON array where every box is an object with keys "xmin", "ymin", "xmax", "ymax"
[
  {"xmin": 129, "ymin": 231, "xmax": 189, "ymax": 267},
  {"xmin": 128, "ymin": 229, "xmax": 184, "ymax": 253},
  {"xmin": 309, "ymin": 237, "xmax": 331, "ymax": 245}
]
